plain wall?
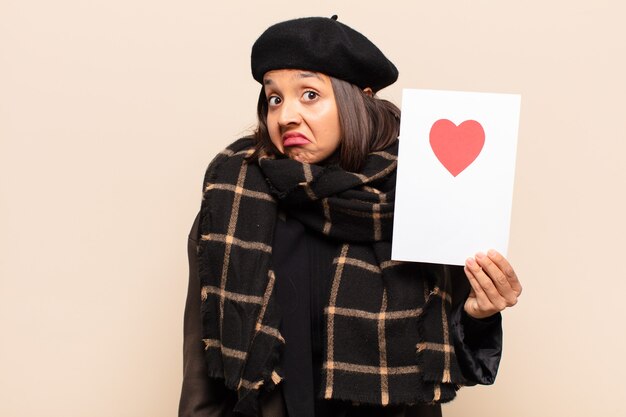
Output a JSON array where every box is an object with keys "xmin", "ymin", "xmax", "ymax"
[{"xmin": 1, "ymin": 0, "xmax": 625, "ymax": 416}]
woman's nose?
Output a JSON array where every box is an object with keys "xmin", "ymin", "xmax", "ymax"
[{"xmin": 277, "ymin": 100, "xmax": 301, "ymax": 126}]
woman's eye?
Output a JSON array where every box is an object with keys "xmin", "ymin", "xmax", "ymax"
[
  {"xmin": 303, "ymin": 91, "xmax": 318, "ymax": 101},
  {"xmin": 268, "ymin": 96, "xmax": 281, "ymax": 106}
]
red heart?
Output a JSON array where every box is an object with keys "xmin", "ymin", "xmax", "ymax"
[{"xmin": 429, "ymin": 119, "xmax": 485, "ymax": 177}]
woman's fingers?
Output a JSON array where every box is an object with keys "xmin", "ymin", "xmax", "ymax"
[
  {"xmin": 463, "ymin": 265, "xmax": 499, "ymax": 318},
  {"xmin": 474, "ymin": 251, "xmax": 519, "ymax": 307},
  {"xmin": 486, "ymin": 249, "xmax": 523, "ymax": 296},
  {"xmin": 463, "ymin": 250, "xmax": 523, "ymax": 319},
  {"xmin": 465, "ymin": 256, "xmax": 509, "ymax": 311}
]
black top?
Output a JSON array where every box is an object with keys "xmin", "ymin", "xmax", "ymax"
[{"xmin": 272, "ymin": 214, "xmax": 334, "ymax": 417}]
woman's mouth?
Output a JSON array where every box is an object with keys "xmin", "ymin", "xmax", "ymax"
[{"xmin": 282, "ymin": 133, "xmax": 310, "ymax": 147}]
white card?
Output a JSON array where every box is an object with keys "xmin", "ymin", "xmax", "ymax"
[{"xmin": 392, "ymin": 89, "xmax": 521, "ymax": 265}]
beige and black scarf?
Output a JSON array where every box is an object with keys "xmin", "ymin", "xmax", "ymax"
[{"xmin": 198, "ymin": 137, "xmax": 467, "ymax": 416}]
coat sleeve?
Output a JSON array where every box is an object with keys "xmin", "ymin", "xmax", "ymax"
[
  {"xmin": 448, "ymin": 265, "xmax": 503, "ymax": 386},
  {"xmin": 178, "ymin": 212, "xmax": 238, "ymax": 417}
]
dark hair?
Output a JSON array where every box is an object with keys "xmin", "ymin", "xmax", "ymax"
[{"xmin": 249, "ymin": 77, "xmax": 400, "ymax": 172}]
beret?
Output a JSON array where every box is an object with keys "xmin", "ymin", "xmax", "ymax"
[{"xmin": 251, "ymin": 16, "xmax": 398, "ymax": 92}]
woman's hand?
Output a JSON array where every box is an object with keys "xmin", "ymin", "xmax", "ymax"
[{"xmin": 463, "ymin": 249, "xmax": 522, "ymax": 319}]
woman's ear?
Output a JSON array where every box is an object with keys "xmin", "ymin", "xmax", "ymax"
[{"xmin": 362, "ymin": 87, "xmax": 373, "ymax": 97}]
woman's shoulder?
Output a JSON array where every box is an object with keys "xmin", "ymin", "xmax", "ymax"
[
  {"xmin": 207, "ymin": 136, "xmax": 255, "ymax": 163},
  {"xmin": 202, "ymin": 136, "xmax": 256, "ymax": 179}
]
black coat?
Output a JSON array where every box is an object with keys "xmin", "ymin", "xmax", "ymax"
[{"xmin": 179, "ymin": 213, "xmax": 502, "ymax": 417}]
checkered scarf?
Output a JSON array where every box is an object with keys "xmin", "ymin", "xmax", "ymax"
[{"xmin": 198, "ymin": 138, "xmax": 466, "ymax": 416}]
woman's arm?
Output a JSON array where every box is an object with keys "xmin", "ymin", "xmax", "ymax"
[
  {"xmin": 449, "ymin": 250, "xmax": 522, "ymax": 385},
  {"xmin": 450, "ymin": 302, "xmax": 503, "ymax": 385},
  {"xmin": 448, "ymin": 265, "xmax": 503, "ymax": 385},
  {"xmin": 179, "ymin": 213, "xmax": 237, "ymax": 417}
]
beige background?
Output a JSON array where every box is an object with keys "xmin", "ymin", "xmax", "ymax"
[{"xmin": 1, "ymin": 0, "xmax": 625, "ymax": 416}]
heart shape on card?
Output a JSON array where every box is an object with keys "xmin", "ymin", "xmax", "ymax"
[{"xmin": 429, "ymin": 119, "xmax": 485, "ymax": 177}]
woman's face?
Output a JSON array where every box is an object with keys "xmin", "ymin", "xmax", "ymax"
[{"xmin": 263, "ymin": 69, "xmax": 341, "ymax": 164}]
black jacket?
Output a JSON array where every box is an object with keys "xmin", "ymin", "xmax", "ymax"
[{"xmin": 179, "ymin": 213, "xmax": 502, "ymax": 417}]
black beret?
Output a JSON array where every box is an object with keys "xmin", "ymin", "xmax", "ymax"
[{"xmin": 251, "ymin": 16, "xmax": 398, "ymax": 92}]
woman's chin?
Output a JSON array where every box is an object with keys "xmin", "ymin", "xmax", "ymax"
[{"xmin": 285, "ymin": 150, "xmax": 315, "ymax": 164}]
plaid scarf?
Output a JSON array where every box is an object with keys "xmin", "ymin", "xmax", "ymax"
[{"xmin": 198, "ymin": 138, "xmax": 466, "ymax": 416}]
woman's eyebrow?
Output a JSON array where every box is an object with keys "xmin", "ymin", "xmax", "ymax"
[
  {"xmin": 263, "ymin": 71, "xmax": 322, "ymax": 85},
  {"xmin": 297, "ymin": 71, "xmax": 322, "ymax": 80}
]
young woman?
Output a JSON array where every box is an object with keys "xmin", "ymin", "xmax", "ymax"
[{"xmin": 179, "ymin": 16, "xmax": 521, "ymax": 417}]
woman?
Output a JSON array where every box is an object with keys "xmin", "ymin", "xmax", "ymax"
[{"xmin": 180, "ymin": 16, "xmax": 521, "ymax": 417}]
